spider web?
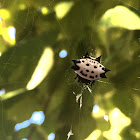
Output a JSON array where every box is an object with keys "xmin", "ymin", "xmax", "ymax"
[{"xmin": 0, "ymin": 0, "xmax": 140, "ymax": 140}]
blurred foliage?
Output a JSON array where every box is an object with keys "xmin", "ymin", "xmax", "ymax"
[{"xmin": 0, "ymin": 0, "xmax": 140, "ymax": 140}]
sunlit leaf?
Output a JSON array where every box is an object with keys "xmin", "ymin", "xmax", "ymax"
[
  {"xmin": 0, "ymin": 88, "xmax": 26, "ymax": 101},
  {"xmin": 40, "ymin": 6, "xmax": 49, "ymax": 15},
  {"xmin": 99, "ymin": 6, "xmax": 140, "ymax": 30},
  {"xmin": 103, "ymin": 108, "xmax": 131, "ymax": 140},
  {"xmin": 85, "ymin": 129, "xmax": 101, "ymax": 140},
  {"xmin": 26, "ymin": 47, "xmax": 54, "ymax": 90},
  {"xmin": 54, "ymin": 1, "xmax": 74, "ymax": 19},
  {"xmin": 0, "ymin": 9, "xmax": 10, "ymax": 20},
  {"xmin": 98, "ymin": 6, "xmax": 140, "ymax": 46},
  {"xmin": 2, "ymin": 26, "xmax": 16, "ymax": 45}
]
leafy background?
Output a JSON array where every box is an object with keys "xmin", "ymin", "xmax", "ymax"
[{"xmin": 0, "ymin": 0, "xmax": 140, "ymax": 140}]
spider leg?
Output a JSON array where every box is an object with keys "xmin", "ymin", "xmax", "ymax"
[
  {"xmin": 91, "ymin": 80, "xmax": 95, "ymax": 87},
  {"xmin": 74, "ymin": 74, "xmax": 78, "ymax": 79}
]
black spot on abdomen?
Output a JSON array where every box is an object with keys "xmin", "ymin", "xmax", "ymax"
[
  {"xmin": 86, "ymin": 70, "xmax": 89, "ymax": 72},
  {"xmin": 80, "ymin": 71, "xmax": 87, "ymax": 77},
  {"xmin": 90, "ymin": 76, "xmax": 94, "ymax": 79},
  {"xmin": 94, "ymin": 66, "xmax": 97, "ymax": 68},
  {"xmin": 102, "ymin": 67, "xmax": 105, "ymax": 71},
  {"xmin": 86, "ymin": 64, "xmax": 89, "ymax": 66},
  {"xmin": 80, "ymin": 70, "xmax": 83, "ymax": 74},
  {"xmin": 91, "ymin": 71, "xmax": 94, "ymax": 73}
]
